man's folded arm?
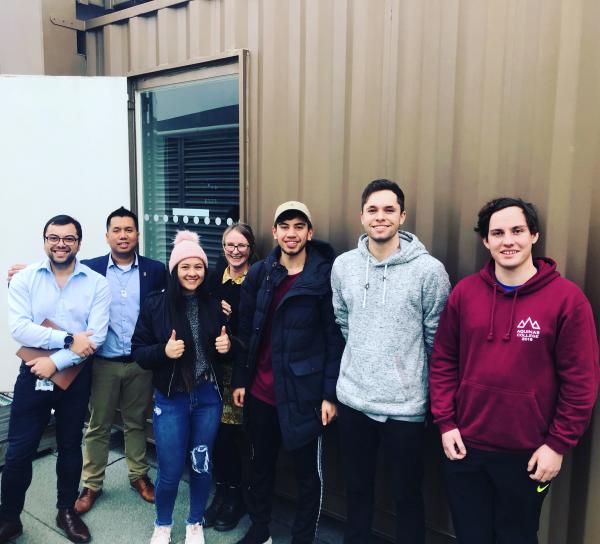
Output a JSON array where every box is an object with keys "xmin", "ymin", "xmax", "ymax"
[{"xmin": 50, "ymin": 276, "xmax": 112, "ymax": 371}]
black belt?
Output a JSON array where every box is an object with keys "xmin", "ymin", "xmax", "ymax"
[{"xmin": 99, "ymin": 354, "xmax": 134, "ymax": 363}]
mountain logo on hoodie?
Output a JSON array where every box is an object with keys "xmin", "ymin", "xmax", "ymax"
[{"xmin": 516, "ymin": 317, "xmax": 541, "ymax": 342}]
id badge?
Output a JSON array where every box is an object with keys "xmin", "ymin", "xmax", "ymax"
[{"xmin": 35, "ymin": 379, "xmax": 54, "ymax": 392}]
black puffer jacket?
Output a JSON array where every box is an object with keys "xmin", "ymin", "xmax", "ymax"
[
  {"xmin": 232, "ymin": 240, "xmax": 345, "ymax": 451},
  {"xmin": 132, "ymin": 290, "xmax": 237, "ymax": 397}
]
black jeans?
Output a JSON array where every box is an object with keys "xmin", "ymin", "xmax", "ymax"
[
  {"xmin": 337, "ymin": 402, "xmax": 426, "ymax": 544},
  {"xmin": 246, "ymin": 394, "xmax": 323, "ymax": 544},
  {"xmin": 213, "ymin": 422, "xmax": 243, "ymax": 486},
  {"xmin": 444, "ymin": 447, "xmax": 550, "ymax": 544},
  {"xmin": 0, "ymin": 362, "xmax": 92, "ymax": 521}
]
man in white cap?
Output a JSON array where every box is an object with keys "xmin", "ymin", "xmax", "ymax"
[{"xmin": 232, "ymin": 202, "xmax": 344, "ymax": 544}]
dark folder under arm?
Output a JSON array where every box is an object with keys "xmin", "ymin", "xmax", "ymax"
[{"xmin": 16, "ymin": 319, "xmax": 87, "ymax": 390}]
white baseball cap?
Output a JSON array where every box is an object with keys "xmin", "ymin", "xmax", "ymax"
[{"xmin": 273, "ymin": 201, "xmax": 313, "ymax": 225}]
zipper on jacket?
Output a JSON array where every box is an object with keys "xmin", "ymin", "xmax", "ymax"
[
  {"xmin": 209, "ymin": 364, "xmax": 223, "ymax": 402},
  {"xmin": 167, "ymin": 362, "xmax": 176, "ymax": 397}
]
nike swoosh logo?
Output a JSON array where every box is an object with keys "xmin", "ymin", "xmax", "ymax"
[{"xmin": 537, "ymin": 483, "xmax": 550, "ymax": 493}]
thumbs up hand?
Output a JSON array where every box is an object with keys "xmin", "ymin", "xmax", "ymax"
[
  {"xmin": 215, "ymin": 325, "xmax": 231, "ymax": 354},
  {"xmin": 165, "ymin": 329, "xmax": 185, "ymax": 359}
]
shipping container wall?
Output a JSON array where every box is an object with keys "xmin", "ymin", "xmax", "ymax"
[{"xmin": 85, "ymin": 1, "xmax": 600, "ymax": 542}]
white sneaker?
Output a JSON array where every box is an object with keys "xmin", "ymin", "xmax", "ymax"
[
  {"xmin": 185, "ymin": 523, "xmax": 205, "ymax": 544},
  {"xmin": 150, "ymin": 525, "xmax": 172, "ymax": 544}
]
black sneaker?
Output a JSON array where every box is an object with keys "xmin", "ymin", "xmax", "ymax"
[
  {"xmin": 203, "ymin": 482, "xmax": 226, "ymax": 528},
  {"xmin": 235, "ymin": 523, "xmax": 272, "ymax": 544}
]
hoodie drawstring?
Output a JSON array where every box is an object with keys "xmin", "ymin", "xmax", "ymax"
[
  {"xmin": 504, "ymin": 290, "xmax": 519, "ymax": 341},
  {"xmin": 487, "ymin": 284, "xmax": 497, "ymax": 341},
  {"xmin": 487, "ymin": 284, "xmax": 519, "ymax": 341},
  {"xmin": 382, "ymin": 262, "xmax": 388, "ymax": 305},
  {"xmin": 362, "ymin": 257, "xmax": 389, "ymax": 307},
  {"xmin": 362, "ymin": 255, "xmax": 370, "ymax": 309}
]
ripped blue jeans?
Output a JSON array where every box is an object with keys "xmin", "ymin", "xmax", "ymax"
[{"xmin": 153, "ymin": 381, "xmax": 222, "ymax": 525}]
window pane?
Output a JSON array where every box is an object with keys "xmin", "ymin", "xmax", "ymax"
[{"xmin": 139, "ymin": 74, "xmax": 239, "ymax": 268}]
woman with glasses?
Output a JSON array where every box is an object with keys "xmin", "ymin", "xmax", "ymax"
[
  {"xmin": 132, "ymin": 231, "xmax": 237, "ymax": 544},
  {"xmin": 204, "ymin": 223, "xmax": 258, "ymax": 532}
]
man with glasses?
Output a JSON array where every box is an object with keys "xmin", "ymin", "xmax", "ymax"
[
  {"xmin": 0, "ymin": 215, "xmax": 110, "ymax": 543},
  {"xmin": 6, "ymin": 208, "xmax": 167, "ymax": 516}
]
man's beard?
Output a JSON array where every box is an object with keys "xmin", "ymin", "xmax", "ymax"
[
  {"xmin": 279, "ymin": 240, "xmax": 307, "ymax": 256},
  {"xmin": 368, "ymin": 226, "xmax": 399, "ymax": 245},
  {"xmin": 49, "ymin": 251, "xmax": 76, "ymax": 268}
]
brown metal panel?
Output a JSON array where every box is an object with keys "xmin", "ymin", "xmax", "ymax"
[
  {"xmin": 566, "ymin": 1, "xmax": 600, "ymax": 539},
  {"xmin": 157, "ymin": 7, "xmax": 180, "ymax": 66},
  {"xmin": 85, "ymin": 1, "xmax": 600, "ymax": 541},
  {"xmin": 284, "ymin": 0, "xmax": 302, "ymax": 204},
  {"xmin": 186, "ymin": 0, "xmax": 203, "ymax": 58},
  {"xmin": 244, "ymin": 0, "xmax": 261, "ymax": 232},
  {"xmin": 545, "ymin": 0, "xmax": 584, "ymax": 274},
  {"xmin": 41, "ymin": 0, "xmax": 86, "ymax": 75},
  {"xmin": 103, "ymin": 22, "xmax": 129, "ymax": 75},
  {"xmin": 300, "ymin": 0, "xmax": 336, "ymax": 242},
  {"xmin": 390, "ymin": 0, "xmax": 423, "ymax": 228},
  {"xmin": 0, "ymin": 0, "xmax": 45, "ymax": 75},
  {"xmin": 223, "ymin": 0, "xmax": 248, "ymax": 51},
  {"xmin": 326, "ymin": 0, "xmax": 350, "ymax": 250},
  {"xmin": 562, "ymin": 0, "xmax": 600, "ymax": 288},
  {"xmin": 128, "ymin": 15, "xmax": 158, "ymax": 74},
  {"xmin": 429, "ymin": 0, "xmax": 459, "ymax": 266},
  {"xmin": 85, "ymin": 31, "xmax": 98, "ymax": 75},
  {"xmin": 84, "ymin": 0, "xmax": 189, "ymax": 30},
  {"xmin": 342, "ymin": 0, "xmax": 387, "ymax": 248},
  {"xmin": 412, "ymin": 0, "xmax": 439, "ymax": 254},
  {"xmin": 253, "ymin": 0, "xmax": 295, "ymax": 249}
]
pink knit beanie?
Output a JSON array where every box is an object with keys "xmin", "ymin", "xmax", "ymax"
[{"xmin": 168, "ymin": 231, "xmax": 208, "ymax": 272}]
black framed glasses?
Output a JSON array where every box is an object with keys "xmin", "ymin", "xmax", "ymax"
[
  {"xmin": 223, "ymin": 242, "xmax": 250, "ymax": 253},
  {"xmin": 44, "ymin": 235, "xmax": 79, "ymax": 246}
]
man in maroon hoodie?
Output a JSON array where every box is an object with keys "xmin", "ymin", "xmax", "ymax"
[{"xmin": 429, "ymin": 197, "xmax": 599, "ymax": 544}]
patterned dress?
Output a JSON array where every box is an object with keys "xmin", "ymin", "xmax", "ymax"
[{"xmin": 216, "ymin": 266, "xmax": 246, "ymax": 425}]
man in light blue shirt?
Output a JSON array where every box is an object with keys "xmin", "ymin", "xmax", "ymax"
[
  {"xmin": 0, "ymin": 214, "xmax": 110, "ymax": 544},
  {"xmin": 6, "ymin": 208, "xmax": 166, "ymax": 516},
  {"xmin": 100, "ymin": 252, "xmax": 141, "ymax": 357},
  {"xmin": 76, "ymin": 207, "xmax": 166, "ymax": 513}
]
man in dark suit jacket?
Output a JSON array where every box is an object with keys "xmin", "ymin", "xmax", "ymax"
[{"xmin": 74, "ymin": 207, "xmax": 167, "ymax": 514}]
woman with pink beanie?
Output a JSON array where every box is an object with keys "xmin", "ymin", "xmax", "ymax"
[{"xmin": 132, "ymin": 231, "xmax": 238, "ymax": 544}]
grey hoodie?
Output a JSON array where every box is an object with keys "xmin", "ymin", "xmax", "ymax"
[{"xmin": 331, "ymin": 231, "xmax": 450, "ymax": 419}]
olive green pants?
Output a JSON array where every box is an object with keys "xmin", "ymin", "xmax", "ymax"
[{"xmin": 81, "ymin": 357, "xmax": 153, "ymax": 490}]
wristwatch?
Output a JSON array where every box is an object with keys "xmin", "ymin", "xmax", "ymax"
[{"xmin": 64, "ymin": 333, "xmax": 74, "ymax": 350}]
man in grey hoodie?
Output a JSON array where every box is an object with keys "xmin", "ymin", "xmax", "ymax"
[{"xmin": 331, "ymin": 179, "xmax": 450, "ymax": 544}]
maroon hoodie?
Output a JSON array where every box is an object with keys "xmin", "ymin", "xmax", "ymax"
[{"xmin": 429, "ymin": 258, "xmax": 599, "ymax": 454}]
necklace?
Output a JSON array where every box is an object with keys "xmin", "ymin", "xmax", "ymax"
[{"xmin": 111, "ymin": 262, "xmax": 135, "ymax": 298}]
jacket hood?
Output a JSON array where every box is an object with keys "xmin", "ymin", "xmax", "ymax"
[
  {"xmin": 356, "ymin": 230, "xmax": 430, "ymax": 307},
  {"xmin": 479, "ymin": 257, "xmax": 560, "ymax": 294},
  {"xmin": 263, "ymin": 239, "xmax": 335, "ymax": 295},
  {"xmin": 357, "ymin": 231, "xmax": 429, "ymax": 265},
  {"xmin": 265, "ymin": 239, "xmax": 335, "ymax": 267},
  {"xmin": 308, "ymin": 238, "xmax": 336, "ymax": 264},
  {"xmin": 479, "ymin": 257, "xmax": 561, "ymax": 341}
]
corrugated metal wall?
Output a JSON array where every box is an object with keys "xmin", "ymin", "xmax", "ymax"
[{"xmin": 85, "ymin": 1, "xmax": 600, "ymax": 542}]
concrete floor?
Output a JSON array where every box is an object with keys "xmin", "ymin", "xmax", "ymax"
[{"xmin": 2, "ymin": 431, "xmax": 376, "ymax": 544}]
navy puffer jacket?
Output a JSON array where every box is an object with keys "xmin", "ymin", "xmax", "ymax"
[{"xmin": 232, "ymin": 240, "xmax": 345, "ymax": 451}]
